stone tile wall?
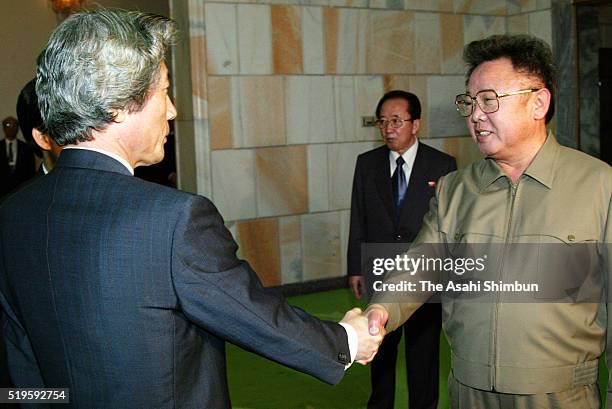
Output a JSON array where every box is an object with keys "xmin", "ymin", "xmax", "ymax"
[{"xmin": 175, "ymin": 0, "xmax": 554, "ymax": 285}]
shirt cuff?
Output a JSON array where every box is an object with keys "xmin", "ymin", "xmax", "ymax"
[{"xmin": 338, "ymin": 322, "xmax": 358, "ymax": 370}]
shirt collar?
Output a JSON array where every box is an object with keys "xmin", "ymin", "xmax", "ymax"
[
  {"xmin": 389, "ymin": 139, "xmax": 419, "ymax": 169},
  {"xmin": 478, "ymin": 132, "xmax": 558, "ymax": 192},
  {"xmin": 63, "ymin": 146, "xmax": 134, "ymax": 175}
]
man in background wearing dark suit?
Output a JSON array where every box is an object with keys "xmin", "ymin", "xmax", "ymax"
[
  {"xmin": 0, "ymin": 116, "xmax": 35, "ymax": 196},
  {"xmin": 0, "ymin": 9, "xmax": 382, "ymax": 408},
  {"xmin": 16, "ymin": 78, "xmax": 62, "ymax": 175},
  {"xmin": 348, "ymin": 90, "xmax": 457, "ymax": 409}
]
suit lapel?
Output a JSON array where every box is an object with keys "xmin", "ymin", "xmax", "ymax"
[{"xmin": 374, "ymin": 148, "xmax": 396, "ymax": 224}]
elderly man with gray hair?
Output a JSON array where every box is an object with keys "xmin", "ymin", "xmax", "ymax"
[{"xmin": 0, "ymin": 9, "xmax": 382, "ymax": 408}]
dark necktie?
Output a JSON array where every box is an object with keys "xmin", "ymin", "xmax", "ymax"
[{"xmin": 393, "ymin": 156, "xmax": 407, "ymax": 209}]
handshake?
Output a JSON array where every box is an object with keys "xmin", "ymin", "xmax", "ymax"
[{"xmin": 340, "ymin": 305, "xmax": 389, "ymax": 365}]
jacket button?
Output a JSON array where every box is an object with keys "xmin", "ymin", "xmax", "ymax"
[
  {"xmin": 337, "ymin": 352, "xmax": 349, "ymax": 364},
  {"xmin": 454, "ymin": 233, "xmax": 461, "ymax": 240},
  {"xmin": 395, "ymin": 235, "xmax": 402, "ymax": 241},
  {"xmin": 568, "ymin": 234, "xmax": 575, "ymax": 242}
]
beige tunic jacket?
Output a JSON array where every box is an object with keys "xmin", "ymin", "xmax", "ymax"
[{"xmin": 372, "ymin": 135, "xmax": 612, "ymax": 397}]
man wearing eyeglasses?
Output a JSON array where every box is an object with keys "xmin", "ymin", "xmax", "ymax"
[
  {"xmin": 347, "ymin": 90, "xmax": 456, "ymax": 409},
  {"xmin": 0, "ymin": 116, "xmax": 35, "ymax": 197},
  {"xmin": 365, "ymin": 34, "xmax": 612, "ymax": 408}
]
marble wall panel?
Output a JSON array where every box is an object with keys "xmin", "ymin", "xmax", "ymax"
[
  {"xmin": 208, "ymin": 76, "xmax": 233, "ymax": 150},
  {"xmin": 507, "ymin": 14, "xmax": 529, "ymax": 34},
  {"xmin": 256, "ymin": 145, "xmax": 308, "ymax": 217},
  {"xmin": 328, "ymin": 141, "xmax": 382, "ymax": 210},
  {"xmin": 507, "ymin": 0, "xmax": 536, "ymax": 14},
  {"xmin": 285, "ymin": 76, "xmax": 335, "ymax": 144},
  {"xmin": 236, "ymin": 218, "xmax": 281, "ymax": 286},
  {"xmin": 238, "ymin": 4, "xmax": 273, "ymax": 74},
  {"xmin": 463, "ymin": 15, "xmax": 506, "ymax": 44},
  {"xmin": 211, "ymin": 149, "xmax": 257, "ymax": 221},
  {"xmin": 454, "ymin": 0, "xmax": 507, "ymax": 15},
  {"xmin": 334, "ymin": 76, "xmax": 358, "ymax": 142},
  {"xmin": 231, "ymin": 76, "xmax": 286, "ymax": 147},
  {"xmin": 424, "ymin": 136, "xmax": 483, "ymax": 168},
  {"xmin": 414, "ymin": 13, "xmax": 442, "ymax": 74},
  {"xmin": 507, "ymin": 0, "xmax": 550, "ymax": 15},
  {"xmin": 339, "ymin": 209, "xmax": 350, "ymax": 276},
  {"xmin": 302, "ymin": 212, "xmax": 342, "ymax": 280},
  {"xmin": 366, "ymin": 10, "xmax": 414, "ymax": 74},
  {"xmin": 279, "ymin": 215, "xmax": 303, "ymax": 284},
  {"xmin": 325, "ymin": 8, "xmax": 368, "ymax": 74},
  {"xmin": 307, "ymin": 144, "xmax": 330, "ymax": 212},
  {"xmin": 577, "ymin": 5, "xmax": 600, "ymax": 157},
  {"xmin": 193, "ymin": 118, "xmax": 213, "ymax": 196},
  {"xmin": 552, "ymin": 0, "xmax": 578, "ymax": 149},
  {"xmin": 302, "ymin": 7, "xmax": 325, "ymax": 74},
  {"xmin": 189, "ymin": 2, "xmax": 208, "ymax": 110},
  {"xmin": 272, "ymin": 5, "xmax": 303, "ymax": 74},
  {"xmin": 386, "ymin": 0, "xmax": 405, "ymax": 10},
  {"xmin": 440, "ymin": 14, "xmax": 464, "ymax": 75},
  {"xmin": 205, "ymin": 3, "xmax": 239, "ymax": 75},
  {"xmin": 369, "ymin": 0, "xmax": 388, "ymax": 9},
  {"xmin": 324, "ymin": 8, "xmax": 339, "ymax": 73},
  {"xmin": 427, "ymin": 75, "xmax": 468, "ymax": 137},
  {"xmin": 528, "ymin": 10, "xmax": 552, "ymax": 46},
  {"xmin": 354, "ymin": 76, "xmax": 385, "ymax": 141},
  {"xmin": 329, "ymin": 0, "xmax": 368, "ymax": 8},
  {"xmin": 404, "ymin": 0, "xmax": 453, "ymax": 12}
]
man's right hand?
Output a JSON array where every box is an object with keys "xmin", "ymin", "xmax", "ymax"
[
  {"xmin": 340, "ymin": 308, "xmax": 384, "ymax": 364},
  {"xmin": 348, "ymin": 276, "xmax": 364, "ymax": 299}
]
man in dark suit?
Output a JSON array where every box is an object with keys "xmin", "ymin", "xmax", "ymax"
[
  {"xmin": 348, "ymin": 90, "xmax": 457, "ymax": 409},
  {"xmin": 0, "ymin": 116, "xmax": 35, "ymax": 196},
  {"xmin": 16, "ymin": 78, "xmax": 62, "ymax": 176},
  {"xmin": 0, "ymin": 9, "xmax": 382, "ymax": 408}
]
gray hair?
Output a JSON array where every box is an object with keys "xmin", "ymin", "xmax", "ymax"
[{"xmin": 36, "ymin": 9, "xmax": 177, "ymax": 145}]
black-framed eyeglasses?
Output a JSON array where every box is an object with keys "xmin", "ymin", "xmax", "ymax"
[
  {"xmin": 374, "ymin": 117, "xmax": 412, "ymax": 130},
  {"xmin": 454, "ymin": 88, "xmax": 541, "ymax": 117}
]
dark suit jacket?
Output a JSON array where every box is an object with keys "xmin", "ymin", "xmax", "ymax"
[
  {"xmin": 0, "ymin": 149, "xmax": 350, "ymax": 409},
  {"xmin": 0, "ymin": 139, "xmax": 35, "ymax": 196},
  {"xmin": 347, "ymin": 142, "xmax": 457, "ymax": 292}
]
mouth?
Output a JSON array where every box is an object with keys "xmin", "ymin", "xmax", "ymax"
[{"xmin": 474, "ymin": 129, "xmax": 492, "ymax": 140}]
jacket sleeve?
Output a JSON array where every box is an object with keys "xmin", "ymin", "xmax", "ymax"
[
  {"xmin": 347, "ymin": 156, "xmax": 365, "ymax": 277},
  {"xmin": 171, "ymin": 195, "xmax": 350, "ymax": 385},
  {"xmin": 604, "ymin": 186, "xmax": 612, "ymax": 408}
]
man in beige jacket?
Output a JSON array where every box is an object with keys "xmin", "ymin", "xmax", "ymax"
[{"xmin": 366, "ymin": 34, "xmax": 611, "ymax": 408}]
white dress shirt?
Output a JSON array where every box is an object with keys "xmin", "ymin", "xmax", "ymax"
[
  {"xmin": 388, "ymin": 139, "xmax": 419, "ymax": 183},
  {"xmin": 5, "ymin": 139, "xmax": 17, "ymax": 167}
]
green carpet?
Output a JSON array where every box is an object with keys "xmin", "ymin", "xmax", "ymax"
[{"xmin": 227, "ymin": 288, "xmax": 608, "ymax": 409}]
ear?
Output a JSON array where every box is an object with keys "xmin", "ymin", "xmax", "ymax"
[
  {"xmin": 532, "ymin": 88, "xmax": 551, "ymax": 121},
  {"xmin": 113, "ymin": 109, "xmax": 127, "ymax": 123},
  {"xmin": 411, "ymin": 118, "xmax": 421, "ymax": 135},
  {"xmin": 32, "ymin": 129, "xmax": 52, "ymax": 151}
]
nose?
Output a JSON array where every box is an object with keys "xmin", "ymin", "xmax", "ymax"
[
  {"xmin": 380, "ymin": 122, "xmax": 394, "ymax": 133},
  {"xmin": 469, "ymin": 100, "xmax": 486, "ymax": 123},
  {"xmin": 167, "ymin": 96, "xmax": 177, "ymax": 121}
]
